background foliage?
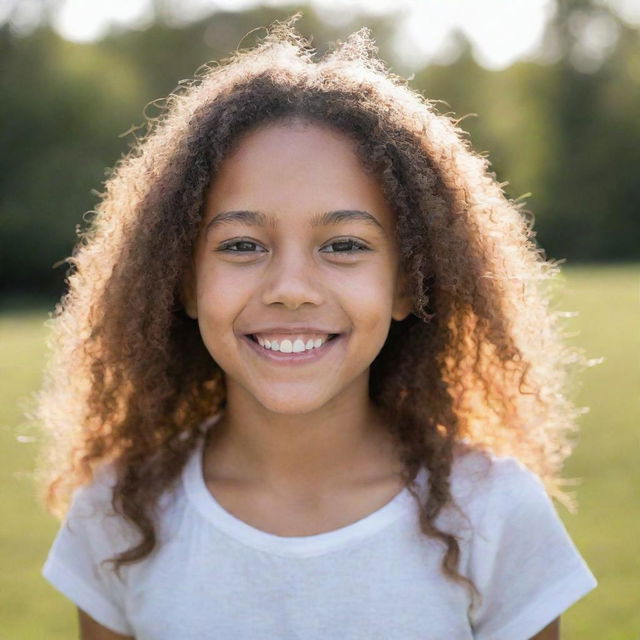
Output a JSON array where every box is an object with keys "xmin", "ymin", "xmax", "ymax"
[{"xmin": 0, "ymin": 1, "xmax": 639, "ymax": 298}]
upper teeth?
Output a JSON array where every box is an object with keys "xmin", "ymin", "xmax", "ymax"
[{"xmin": 254, "ymin": 334, "xmax": 331, "ymax": 353}]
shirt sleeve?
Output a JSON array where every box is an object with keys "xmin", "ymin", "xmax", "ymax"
[
  {"xmin": 41, "ymin": 467, "xmax": 136, "ymax": 636},
  {"xmin": 467, "ymin": 457, "xmax": 597, "ymax": 640}
]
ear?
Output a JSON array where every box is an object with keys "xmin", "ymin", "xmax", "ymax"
[
  {"xmin": 391, "ymin": 268, "xmax": 414, "ymax": 322},
  {"xmin": 180, "ymin": 260, "xmax": 198, "ymax": 320}
]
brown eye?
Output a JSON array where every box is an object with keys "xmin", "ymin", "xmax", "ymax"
[
  {"xmin": 218, "ymin": 240, "xmax": 266, "ymax": 253},
  {"xmin": 321, "ymin": 239, "xmax": 371, "ymax": 253}
]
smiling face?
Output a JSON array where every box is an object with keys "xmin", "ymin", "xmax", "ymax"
[{"xmin": 184, "ymin": 120, "xmax": 413, "ymax": 417}]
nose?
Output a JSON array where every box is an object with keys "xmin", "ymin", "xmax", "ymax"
[{"xmin": 260, "ymin": 246, "xmax": 325, "ymax": 310}]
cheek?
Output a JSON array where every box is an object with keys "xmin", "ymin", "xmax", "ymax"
[
  {"xmin": 342, "ymin": 263, "xmax": 396, "ymax": 313},
  {"xmin": 193, "ymin": 268, "xmax": 249, "ymax": 351},
  {"xmin": 341, "ymin": 274, "xmax": 397, "ymax": 345},
  {"xmin": 196, "ymin": 263, "xmax": 251, "ymax": 309}
]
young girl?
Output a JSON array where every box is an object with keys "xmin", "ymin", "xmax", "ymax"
[{"xmin": 37, "ymin": 16, "xmax": 596, "ymax": 640}]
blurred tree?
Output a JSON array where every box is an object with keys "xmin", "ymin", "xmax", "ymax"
[
  {"xmin": 0, "ymin": 6, "xmax": 402, "ymax": 297},
  {"xmin": 537, "ymin": 1, "xmax": 640, "ymax": 260},
  {"xmin": 0, "ymin": 2, "xmax": 638, "ymax": 298},
  {"xmin": 0, "ymin": 25, "xmax": 147, "ymax": 294},
  {"xmin": 413, "ymin": 2, "xmax": 640, "ymax": 262}
]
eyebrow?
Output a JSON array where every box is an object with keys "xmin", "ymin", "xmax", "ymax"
[{"xmin": 204, "ymin": 209, "xmax": 385, "ymax": 237}]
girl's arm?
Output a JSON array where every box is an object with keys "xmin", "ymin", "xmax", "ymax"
[
  {"xmin": 78, "ymin": 609, "xmax": 134, "ymax": 640},
  {"xmin": 530, "ymin": 617, "xmax": 560, "ymax": 640}
]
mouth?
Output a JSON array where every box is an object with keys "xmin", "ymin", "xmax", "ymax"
[
  {"xmin": 246, "ymin": 333, "xmax": 341, "ymax": 351},
  {"xmin": 241, "ymin": 333, "xmax": 343, "ymax": 363}
]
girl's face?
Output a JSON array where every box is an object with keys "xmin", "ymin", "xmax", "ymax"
[{"xmin": 185, "ymin": 120, "xmax": 413, "ymax": 416}]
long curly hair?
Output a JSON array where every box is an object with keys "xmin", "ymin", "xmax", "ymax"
[{"xmin": 34, "ymin": 15, "xmax": 588, "ymax": 585}]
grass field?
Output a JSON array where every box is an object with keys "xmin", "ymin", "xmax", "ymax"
[{"xmin": 1, "ymin": 264, "xmax": 638, "ymax": 639}]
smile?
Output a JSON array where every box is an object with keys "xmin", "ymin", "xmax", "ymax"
[
  {"xmin": 241, "ymin": 333, "xmax": 342, "ymax": 364},
  {"xmin": 253, "ymin": 333, "xmax": 336, "ymax": 352}
]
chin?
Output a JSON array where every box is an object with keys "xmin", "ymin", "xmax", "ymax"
[{"xmin": 252, "ymin": 392, "xmax": 333, "ymax": 416}]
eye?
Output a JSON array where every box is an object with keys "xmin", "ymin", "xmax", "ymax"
[
  {"xmin": 321, "ymin": 238, "xmax": 371, "ymax": 254},
  {"xmin": 217, "ymin": 239, "xmax": 266, "ymax": 253}
]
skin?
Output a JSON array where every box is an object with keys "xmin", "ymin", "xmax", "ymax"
[
  {"xmin": 78, "ymin": 610, "xmax": 132, "ymax": 639},
  {"xmin": 76, "ymin": 121, "xmax": 561, "ymax": 639},
  {"xmin": 184, "ymin": 120, "xmax": 414, "ymax": 515}
]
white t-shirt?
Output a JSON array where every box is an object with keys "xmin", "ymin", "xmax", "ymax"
[{"xmin": 42, "ymin": 422, "xmax": 596, "ymax": 640}]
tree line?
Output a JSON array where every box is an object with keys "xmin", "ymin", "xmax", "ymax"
[{"xmin": 1, "ymin": 2, "xmax": 638, "ymax": 297}]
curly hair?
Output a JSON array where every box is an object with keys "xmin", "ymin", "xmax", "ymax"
[{"xmin": 33, "ymin": 15, "xmax": 587, "ymax": 586}]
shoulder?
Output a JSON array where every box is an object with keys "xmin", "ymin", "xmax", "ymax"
[
  {"xmin": 66, "ymin": 458, "xmax": 189, "ymax": 546},
  {"xmin": 441, "ymin": 445, "xmax": 553, "ymax": 536},
  {"xmin": 453, "ymin": 448, "xmax": 598, "ymax": 637},
  {"xmin": 70, "ymin": 456, "xmax": 186, "ymax": 514},
  {"xmin": 62, "ymin": 463, "xmax": 137, "ymax": 551},
  {"xmin": 68, "ymin": 463, "xmax": 119, "ymax": 519},
  {"xmin": 449, "ymin": 445, "xmax": 544, "ymax": 501}
]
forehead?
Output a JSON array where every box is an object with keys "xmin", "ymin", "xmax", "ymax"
[{"xmin": 203, "ymin": 121, "xmax": 395, "ymax": 231}]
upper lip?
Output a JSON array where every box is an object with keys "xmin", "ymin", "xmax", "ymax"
[{"xmin": 244, "ymin": 327, "xmax": 341, "ymax": 335}]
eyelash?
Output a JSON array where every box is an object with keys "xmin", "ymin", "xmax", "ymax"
[{"xmin": 217, "ymin": 238, "xmax": 371, "ymax": 254}]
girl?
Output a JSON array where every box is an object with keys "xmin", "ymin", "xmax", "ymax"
[{"xmin": 37, "ymin": 16, "xmax": 596, "ymax": 640}]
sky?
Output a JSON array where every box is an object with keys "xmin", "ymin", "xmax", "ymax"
[{"xmin": 3, "ymin": 0, "xmax": 638, "ymax": 71}]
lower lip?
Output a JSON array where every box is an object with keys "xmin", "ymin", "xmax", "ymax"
[{"xmin": 241, "ymin": 334, "xmax": 343, "ymax": 364}]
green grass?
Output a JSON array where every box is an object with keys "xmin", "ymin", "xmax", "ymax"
[
  {"xmin": 553, "ymin": 264, "xmax": 640, "ymax": 639},
  {"xmin": 1, "ymin": 264, "xmax": 638, "ymax": 639}
]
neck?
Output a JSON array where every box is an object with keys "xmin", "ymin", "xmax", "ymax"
[{"xmin": 203, "ymin": 384, "xmax": 403, "ymax": 494}]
